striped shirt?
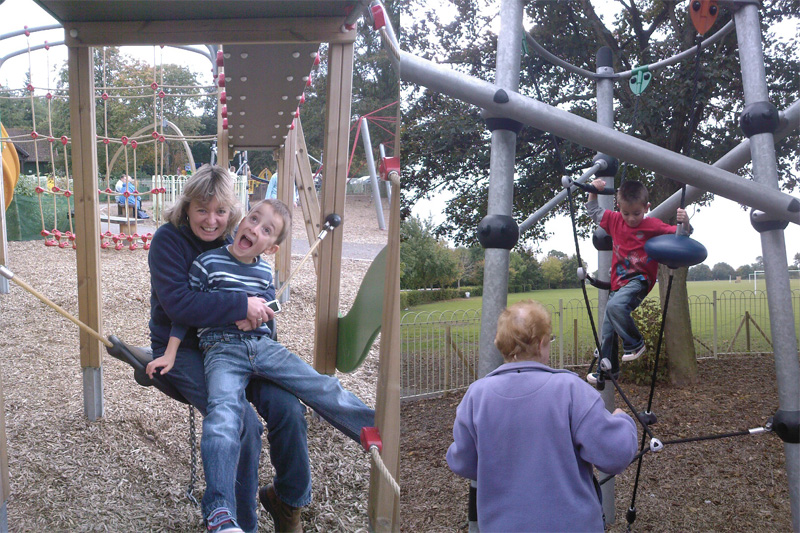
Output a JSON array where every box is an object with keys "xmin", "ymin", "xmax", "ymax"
[{"xmin": 170, "ymin": 245, "xmax": 275, "ymax": 340}]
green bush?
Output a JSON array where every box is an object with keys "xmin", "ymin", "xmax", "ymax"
[
  {"xmin": 620, "ymin": 298, "xmax": 670, "ymax": 385},
  {"xmin": 400, "ymin": 286, "xmax": 482, "ymax": 309}
]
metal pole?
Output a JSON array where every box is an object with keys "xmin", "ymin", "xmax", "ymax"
[
  {"xmin": 517, "ymin": 100, "xmax": 799, "ymax": 231},
  {"xmin": 712, "ymin": 291, "xmax": 718, "ymax": 358},
  {"xmin": 400, "ymin": 51, "xmax": 800, "ymax": 225},
  {"xmin": 473, "ymin": 3, "xmax": 523, "ymax": 532},
  {"xmin": 360, "ymin": 117, "xmax": 386, "ymax": 230},
  {"xmin": 734, "ymin": 6, "xmax": 800, "ymax": 530},
  {"xmin": 518, "ymin": 162, "xmax": 603, "ymax": 233},
  {"xmin": 651, "ymin": 99, "xmax": 799, "ymax": 221},
  {"xmin": 477, "ymin": 0, "xmax": 523, "ymax": 379},
  {"xmin": 594, "ymin": 46, "xmax": 617, "ymax": 526}
]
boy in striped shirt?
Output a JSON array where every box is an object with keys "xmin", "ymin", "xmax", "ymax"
[{"xmin": 146, "ymin": 199, "xmax": 374, "ymax": 533}]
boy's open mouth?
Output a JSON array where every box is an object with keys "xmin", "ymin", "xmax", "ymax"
[{"xmin": 238, "ymin": 235, "xmax": 253, "ymax": 249}]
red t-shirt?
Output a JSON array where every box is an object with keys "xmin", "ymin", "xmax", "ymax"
[{"xmin": 600, "ymin": 210, "xmax": 677, "ymax": 291}]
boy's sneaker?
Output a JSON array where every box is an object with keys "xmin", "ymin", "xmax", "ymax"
[
  {"xmin": 206, "ymin": 508, "xmax": 244, "ymax": 533},
  {"xmin": 622, "ymin": 344, "xmax": 647, "ymax": 362},
  {"xmin": 586, "ymin": 371, "xmax": 619, "ymax": 385}
]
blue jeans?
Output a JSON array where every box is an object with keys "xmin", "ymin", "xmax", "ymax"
[
  {"xmin": 199, "ymin": 333, "xmax": 375, "ymax": 522},
  {"xmin": 600, "ymin": 278, "xmax": 648, "ymax": 373},
  {"xmin": 156, "ymin": 344, "xmax": 311, "ymax": 533}
]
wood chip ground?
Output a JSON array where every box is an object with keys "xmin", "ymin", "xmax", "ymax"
[{"xmin": 0, "ymin": 195, "xmax": 390, "ymax": 532}]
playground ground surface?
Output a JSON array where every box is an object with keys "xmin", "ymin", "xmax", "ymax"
[
  {"xmin": 0, "ymin": 194, "xmax": 390, "ymax": 531},
  {"xmin": 400, "ymin": 353, "xmax": 794, "ymax": 532}
]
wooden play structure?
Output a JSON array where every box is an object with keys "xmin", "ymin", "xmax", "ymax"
[{"xmin": 0, "ymin": 1, "xmax": 400, "ymax": 530}]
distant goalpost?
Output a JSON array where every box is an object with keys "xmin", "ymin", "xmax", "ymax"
[{"xmin": 749, "ymin": 269, "xmax": 800, "ymax": 291}]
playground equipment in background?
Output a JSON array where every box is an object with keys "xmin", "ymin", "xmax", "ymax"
[
  {"xmin": 1, "ymin": 124, "xmax": 20, "ymax": 210},
  {"xmin": 1, "ymin": 2, "xmax": 403, "ymax": 529}
]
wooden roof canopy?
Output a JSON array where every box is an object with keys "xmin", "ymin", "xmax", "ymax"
[{"xmin": 32, "ymin": 0, "xmax": 363, "ymax": 151}]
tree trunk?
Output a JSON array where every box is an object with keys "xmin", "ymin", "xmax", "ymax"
[{"xmin": 657, "ymin": 265, "xmax": 698, "ymax": 386}]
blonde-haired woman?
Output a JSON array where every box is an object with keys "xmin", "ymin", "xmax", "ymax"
[
  {"xmin": 447, "ymin": 300, "xmax": 638, "ymax": 532},
  {"xmin": 149, "ymin": 164, "xmax": 308, "ymax": 532}
]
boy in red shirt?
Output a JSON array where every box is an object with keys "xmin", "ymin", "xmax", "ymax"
[{"xmin": 585, "ymin": 179, "xmax": 690, "ymax": 384}]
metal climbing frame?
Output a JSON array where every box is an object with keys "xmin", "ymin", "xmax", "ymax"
[{"xmin": 400, "ymin": 0, "xmax": 800, "ymax": 530}]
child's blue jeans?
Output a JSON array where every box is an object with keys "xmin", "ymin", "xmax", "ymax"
[
  {"xmin": 199, "ymin": 332, "xmax": 375, "ymax": 520},
  {"xmin": 600, "ymin": 277, "xmax": 649, "ymax": 373}
]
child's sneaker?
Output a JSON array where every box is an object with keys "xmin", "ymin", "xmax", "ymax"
[
  {"xmin": 586, "ymin": 371, "xmax": 620, "ymax": 385},
  {"xmin": 622, "ymin": 344, "xmax": 646, "ymax": 362},
  {"xmin": 206, "ymin": 508, "xmax": 244, "ymax": 533}
]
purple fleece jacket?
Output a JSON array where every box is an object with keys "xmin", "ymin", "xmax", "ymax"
[
  {"xmin": 148, "ymin": 222, "xmax": 248, "ymax": 352},
  {"xmin": 446, "ymin": 361, "xmax": 638, "ymax": 532}
]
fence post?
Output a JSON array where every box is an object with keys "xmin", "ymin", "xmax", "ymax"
[
  {"xmin": 573, "ymin": 319, "xmax": 578, "ymax": 362},
  {"xmin": 558, "ymin": 299, "xmax": 564, "ymax": 369},
  {"xmin": 445, "ymin": 325, "xmax": 452, "ymax": 392},
  {"xmin": 712, "ymin": 290, "xmax": 718, "ymax": 358},
  {"xmin": 745, "ymin": 310, "xmax": 751, "ymax": 354}
]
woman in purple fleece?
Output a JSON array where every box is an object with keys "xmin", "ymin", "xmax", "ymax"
[{"xmin": 447, "ymin": 300, "xmax": 638, "ymax": 532}]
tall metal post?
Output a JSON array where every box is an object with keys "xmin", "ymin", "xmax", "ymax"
[
  {"xmin": 472, "ymin": 1, "xmax": 524, "ymax": 531},
  {"xmin": 477, "ymin": 0, "xmax": 523, "ymax": 378},
  {"xmin": 734, "ymin": 5, "xmax": 800, "ymax": 530},
  {"xmin": 360, "ymin": 117, "xmax": 386, "ymax": 230},
  {"xmin": 594, "ymin": 45, "xmax": 617, "ymax": 525}
]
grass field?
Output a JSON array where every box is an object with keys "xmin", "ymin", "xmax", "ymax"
[
  {"xmin": 405, "ymin": 279, "xmax": 800, "ymax": 314},
  {"xmin": 401, "ymin": 278, "xmax": 800, "ymax": 385},
  {"xmin": 401, "ymin": 279, "xmax": 800, "ymax": 398}
]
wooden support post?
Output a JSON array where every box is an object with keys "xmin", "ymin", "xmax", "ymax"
[
  {"xmin": 313, "ymin": 42, "xmax": 354, "ymax": 375},
  {"xmin": 369, "ymin": 174, "xmax": 401, "ymax": 532},
  {"xmin": 68, "ymin": 45, "xmax": 104, "ymax": 420},
  {"xmin": 293, "ymin": 117, "xmax": 321, "ymax": 273}
]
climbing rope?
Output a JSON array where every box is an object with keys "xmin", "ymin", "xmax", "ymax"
[
  {"xmin": 368, "ymin": 446, "xmax": 400, "ymax": 499},
  {"xmin": 361, "ymin": 427, "xmax": 400, "ymax": 499}
]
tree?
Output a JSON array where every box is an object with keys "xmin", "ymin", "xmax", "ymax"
[
  {"xmin": 736, "ymin": 263, "xmax": 754, "ymax": 279},
  {"xmin": 400, "ymin": 215, "xmax": 458, "ymax": 289},
  {"xmin": 559, "ymin": 253, "xmax": 586, "ymax": 289},
  {"xmin": 541, "ymin": 255, "xmax": 563, "ymax": 288},
  {"xmin": 711, "ymin": 262, "xmax": 736, "ymax": 280},
  {"xmin": 793, "ymin": 252, "xmax": 800, "ymax": 269},
  {"xmin": 687, "ymin": 264, "xmax": 713, "ymax": 281},
  {"xmin": 401, "ymin": 0, "xmax": 799, "ymax": 385},
  {"xmin": 511, "ymin": 247, "xmax": 545, "ymax": 291},
  {"xmin": 454, "ymin": 246, "xmax": 484, "ymax": 287}
]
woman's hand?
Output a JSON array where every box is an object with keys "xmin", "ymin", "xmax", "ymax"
[{"xmin": 239, "ymin": 296, "xmax": 276, "ymax": 331}]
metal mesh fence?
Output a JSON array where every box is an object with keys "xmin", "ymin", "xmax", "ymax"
[{"xmin": 400, "ymin": 289, "xmax": 800, "ymax": 400}]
